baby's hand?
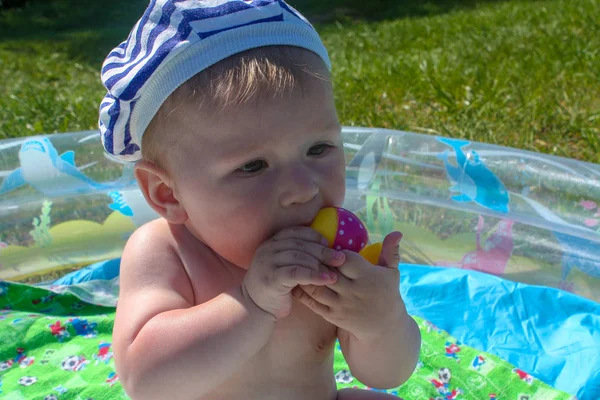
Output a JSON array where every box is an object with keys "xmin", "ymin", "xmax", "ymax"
[
  {"xmin": 242, "ymin": 227, "xmax": 345, "ymax": 320},
  {"xmin": 292, "ymin": 232, "xmax": 406, "ymax": 340}
]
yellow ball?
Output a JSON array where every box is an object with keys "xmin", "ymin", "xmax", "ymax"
[
  {"xmin": 310, "ymin": 207, "xmax": 382, "ymax": 264},
  {"xmin": 359, "ymin": 242, "xmax": 383, "ymax": 265},
  {"xmin": 310, "ymin": 207, "xmax": 338, "ymax": 248}
]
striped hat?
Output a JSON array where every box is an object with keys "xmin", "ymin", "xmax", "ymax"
[{"xmin": 98, "ymin": 0, "xmax": 330, "ymax": 162}]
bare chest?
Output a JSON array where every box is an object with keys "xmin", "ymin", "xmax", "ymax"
[
  {"xmin": 206, "ymin": 300, "xmax": 338, "ymax": 400},
  {"xmin": 178, "ymin": 244, "xmax": 338, "ymax": 396}
]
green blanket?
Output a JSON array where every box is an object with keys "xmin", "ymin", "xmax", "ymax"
[{"xmin": 0, "ymin": 280, "xmax": 573, "ymax": 400}]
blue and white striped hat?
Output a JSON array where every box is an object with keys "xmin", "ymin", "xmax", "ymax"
[{"xmin": 99, "ymin": 0, "xmax": 330, "ymax": 162}]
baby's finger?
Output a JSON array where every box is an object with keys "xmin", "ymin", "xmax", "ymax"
[
  {"xmin": 378, "ymin": 231, "xmax": 403, "ymax": 268},
  {"xmin": 291, "ymin": 286, "xmax": 330, "ymax": 316},
  {"xmin": 271, "ymin": 226, "xmax": 329, "ymax": 247},
  {"xmin": 295, "ymin": 284, "xmax": 338, "ymax": 307},
  {"xmin": 271, "ymin": 239, "xmax": 345, "ymax": 267},
  {"xmin": 271, "ymin": 249, "xmax": 322, "ymax": 272},
  {"xmin": 274, "ymin": 265, "xmax": 338, "ymax": 288}
]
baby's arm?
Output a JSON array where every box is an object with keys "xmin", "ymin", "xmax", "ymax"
[
  {"xmin": 113, "ymin": 224, "xmax": 341, "ymax": 400},
  {"xmin": 338, "ymin": 233, "xmax": 421, "ymax": 389},
  {"xmin": 338, "ymin": 309, "xmax": 421, "ymax": 389},
  {"xmin": 112, "ymin": 224, "xmax": 276, "ymax": 400}
]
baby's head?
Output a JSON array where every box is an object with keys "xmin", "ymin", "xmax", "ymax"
[
  {"xmin": 141, "ymin": 45, "xmax": 331, "ymax": 170},
  {"xmin": 99, "ymin": 1, "xmax": 346, "ymax": 267}
]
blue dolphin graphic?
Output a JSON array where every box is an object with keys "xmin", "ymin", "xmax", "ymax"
[
  {"xmin": 107, "ymin": 191, "xmax": 134, "ymax": 217},
  {"xmin": 0, "ymin": 137, "xmax": 130, "ymax": 197},
  {"xmin": 436, "ymin": 137, "xmax": 510, "ymax": 213}
]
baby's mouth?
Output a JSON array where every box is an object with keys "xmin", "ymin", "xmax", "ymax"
[
  {"xmin": 284, "ymin": 207, "xmax": 324, "ymax": 229},
  {"xmin": 286, "ymin": 216, "xmax": 317, "ymax": 229},
  {"xmin": 302, "ymin": 212, "xmax": 322, "ymax": 227}
]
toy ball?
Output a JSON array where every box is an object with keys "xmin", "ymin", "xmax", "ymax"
[{"xmin": 310, "ymin": 207, "xmax": 382, "ymax": 264}]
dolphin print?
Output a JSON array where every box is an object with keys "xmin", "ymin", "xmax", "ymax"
[
  {"xmin": 436, "ymin": 137, "xmax": 510, "ymax": 213},
  {"xmin": 0, "ymin": 137, "xmax": 131, "ymax": 197}
]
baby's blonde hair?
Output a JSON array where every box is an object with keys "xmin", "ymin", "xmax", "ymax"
[{"xmin": 142, "ymin": 46, "xmax": 330, "ymax": 168}]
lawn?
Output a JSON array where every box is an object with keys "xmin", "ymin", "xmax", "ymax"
[{"xmin": 0, "ymin": 0, "xmax": 598, "ymax": 163}]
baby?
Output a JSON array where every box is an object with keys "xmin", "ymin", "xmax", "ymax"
[{"xmin": 98, "ymin": 1, "xmax": 420, "ymax": 399}]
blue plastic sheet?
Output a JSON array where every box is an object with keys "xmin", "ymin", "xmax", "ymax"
[
  {"xmin": 48, "ymin": 259, "xmax": 600, "ymax": 399},
  {"xmin": 51, "ymin": 258, "xmax": 121, "ymax": 286},
  {"xmin": 402, "ymin": 264, "xmax": 600, "ymax": 400}
]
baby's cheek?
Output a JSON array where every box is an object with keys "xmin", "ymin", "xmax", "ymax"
[
  {"xmin": 209, "ymin": 230, "xmax": 259, "ymax": 269},
  {"xmin": 220, "ymin": 208, "xmax": 273, "ymax": 266},
  {"xmin": 323, "ymin": 155, "xmax": 346, "ymax": 202},
  {"xmin": 233, "ymin": 233, "xmax": 270, "ymax": 269}
]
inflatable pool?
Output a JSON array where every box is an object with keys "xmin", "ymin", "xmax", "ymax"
[{"xmin": 0, "ymin": 128, "xmax": 598, "ymax": 399}]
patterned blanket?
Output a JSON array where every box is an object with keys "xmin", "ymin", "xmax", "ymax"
[{"xmin": 0, "ymin": 280, "xmax": 573, "ymax": 399}]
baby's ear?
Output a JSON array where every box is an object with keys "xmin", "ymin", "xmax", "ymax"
[{"xmin": 134, "ymin": 160, "xmax": 188, "ymax": 224}]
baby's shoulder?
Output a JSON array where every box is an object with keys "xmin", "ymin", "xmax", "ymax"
[
  {"xmin": 119, "ymin": 219, "xmax": 196, "ymax": 300},
  {"xmin": 120, "ymin": 219, "xmax": 179, "ymax": 268},
  {"xmin": 125, "ymin": 218, "xmax": 176, "ymax": 250},
  {"xmin": 125, "ymin": 218, "xmax": 214, "ymax": 265},
  {"xmin": 120, "ymin": 218, "xmax": 229, "ymax": 305}
]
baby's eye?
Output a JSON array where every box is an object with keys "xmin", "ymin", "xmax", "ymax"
[
  {"xmin": 308, "ymin": 144, "xmax": 334, "ymax": 157},
  {"xmin": 237, "ymin": 160, "xmax": 267, "ymax": 174}
]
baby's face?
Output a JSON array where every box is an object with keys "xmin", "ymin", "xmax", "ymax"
[{"xmin": 168, "ymin": 74, "xmax": 345, "ymax": 268}]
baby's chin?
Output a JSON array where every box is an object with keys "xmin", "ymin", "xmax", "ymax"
[
  {"xmin": 209, "ymin": 239, "xmax": 257, "ymax": 270},
  {"xmin": 218, "ymin": 249, "xmax": 254, "ymax": 271},
  {"xmin": 179, "ymin": 223, "xmax": 250, "ymax": 267}
]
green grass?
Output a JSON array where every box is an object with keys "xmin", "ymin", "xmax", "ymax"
[{"xmin": 0, "ymin": 0, "xmax": 599, "ymax": 162}]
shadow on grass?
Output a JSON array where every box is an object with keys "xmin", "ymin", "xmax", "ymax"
[
  {"xmin": 291, "ymin": 0, "xmax": 522, "ymax": 23},
  {"xmin": 0, "ymin": 0, "xmax": 147, "ymax": 65},
  {"xmin": 0, "ymin": 0, "xmax": 550, "ymax": 66}
]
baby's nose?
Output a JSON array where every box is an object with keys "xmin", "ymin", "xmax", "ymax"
[{"xmin": 279, "ymin": 165, "xmax": 319, "ymax": 207}]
